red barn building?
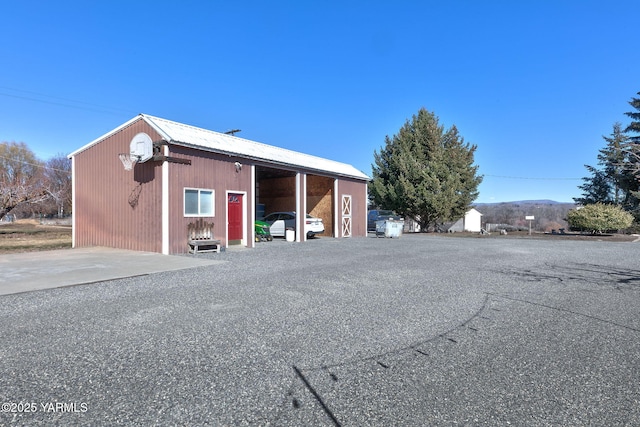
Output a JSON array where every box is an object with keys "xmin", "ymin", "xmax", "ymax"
[{"xmin": 68, "ymin": 114, "xmax": 369, "ymax": 254}]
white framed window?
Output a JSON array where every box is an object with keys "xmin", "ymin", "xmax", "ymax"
[{"xmin": 184, "ymin": 188, "xmax": 214, "ymax": 217}]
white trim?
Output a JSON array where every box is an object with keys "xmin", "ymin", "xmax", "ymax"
[
  {"xmin": 295, "ymin": 173, "xmax": 301, "ymax": 242},
  {"xmin": 162, "ymin": 144, "xmax": 169, "ymax": 255},
  {"xmin": 364, "ymin": 181, "xmax": 368, "ymax": 237},
  {"xmin": 67, "ymin": 115, "xmax": 143, "ymax": 158},
  {"xmin": 183, "ymin": 187, "xmax": 215, "ymax": 217},
  {"xmin": 341, "ymin": 194, "xmax": 352, "ymax": 238},
  {"xmin": 71, "ymin": 155, "xmax": 76, "ymax": 248},
  {"xmin": 334, "ymin": 179, "xmax": 339, "ymax": 237},
  {"xmin": 301, "ymin": 173, "xmax": 307, "ymax": 242},
  {"xmin": 226, "ymin": 190, "xmax": 248, "ymax": 247},
  {"xmin": 141, "ymin": 115, "xmax": 173, "ymax": 142},
  {"xmin": 67, "ymin": 114, "xmax": 175, "ymax": 159},
  {"xmin": 250, "ymin": 165, "xmax": 256, "ymax": 247}
]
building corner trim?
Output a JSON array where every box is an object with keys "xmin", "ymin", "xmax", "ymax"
[
  {"xmin": 71, "ymin": 156, "xmax": 76, "ymax": 248},
  {"xmin": 162, "ymin": 145, "xmax": 170, "ymax": 254}
]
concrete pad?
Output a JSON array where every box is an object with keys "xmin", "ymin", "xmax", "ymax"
[{"xmin": 0, "ymin": 247, "xmax": 225, "ymax": 295}]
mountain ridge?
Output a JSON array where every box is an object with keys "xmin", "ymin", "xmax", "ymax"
[{"xmin": 474, "ymin": 199, "xmax": 575, "ymax": 206}]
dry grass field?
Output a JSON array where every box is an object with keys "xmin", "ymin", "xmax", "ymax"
[
  {"xmin": 439, "ymin": 229, "xmax": 640, "ymax": 242},
  {"xmin": 0, "ymin": 220, "xmax": 72, "ymax": 254},
  {"xmin": 0, "ymin": 219, "xmax": 636, "ymax": 255}
]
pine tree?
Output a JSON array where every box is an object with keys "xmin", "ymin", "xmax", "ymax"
[
  {"xmin": 598, "ymin": 122, "xmax": 629, "ymax": 205},
  {"xmin": 624, "ymin": 92, "xmax": 640, "ymax": 143},
  {"xmin": 574, "ymin": 166, "xmax": 614, "ymax": 205},
  {"xmin": 574, "ymin": 122, "xmax": 635, "ymax": 208},
  {"xmin": 370, "ymin": 108, "xmax": 482, "ymax": 231},
  {"xmin": 623, "ymin": 92, "xmax": 640, "ymax": 216}
]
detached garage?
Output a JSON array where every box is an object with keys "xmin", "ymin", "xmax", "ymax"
[{"xmin": 68, "ymin": 114, "xmax": 369, "ymax": 254}]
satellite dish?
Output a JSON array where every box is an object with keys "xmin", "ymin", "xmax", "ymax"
[{"xmin": 130, "ymin": 132, "xmax": 154, "ymax": 163}]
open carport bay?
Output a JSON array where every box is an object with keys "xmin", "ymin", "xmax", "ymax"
[
  {"xmin": 256, "ymin": 166, "xmax": 336, "ymax": 238},
  {"xmin": 1, "ymin": 235, "xmax": 639, "ymax": 425}
]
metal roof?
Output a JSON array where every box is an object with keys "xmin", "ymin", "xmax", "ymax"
[{"xmin": 70, "ymin": 114, "xmax": 370, "ymax": 181}]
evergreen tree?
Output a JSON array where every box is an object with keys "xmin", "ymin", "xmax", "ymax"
[
  {"xmin": 599, "ymin": 122, "xmax": 627, "ymax": 204},
  {"xmin": 370, "ymin": 108, "xmax": 482, "ymax": 231},
  {"xmin": 576, "ymin": 91, "xmax": 640, "ymax": 221},
  {"xmin": 574, "ymin": 123, "xmax": 635, "ymax": 209},
  {"xmin": 624, "ymin": 91, "xmax": 640, "ymax": 143},
  {"xmin": 623, "ymin": 92, "xmax": 640, "ymax": 216},
  {"xmin": 574, "ymin": 166, "xmax": 613, "ymax": 205}
]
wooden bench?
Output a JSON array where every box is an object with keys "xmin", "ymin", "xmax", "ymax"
[{"xmin": 187, "ymin": 218, "xmax": 222, "ymax": 254}]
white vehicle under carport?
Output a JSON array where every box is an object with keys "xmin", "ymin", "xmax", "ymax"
[{"xmin": 262, "ymin": 212, "xmax": 324, "ymax": 239}]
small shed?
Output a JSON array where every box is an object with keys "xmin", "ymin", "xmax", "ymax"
[
  {"xmin": 68, "ymin": 114, "xmax": 370, "ymax": 254},
  {"xmin": 448, "ymin": 208, "xmax": 483, "ymax": 233}
]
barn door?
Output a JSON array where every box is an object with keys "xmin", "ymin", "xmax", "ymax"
[
  {"xmin": 227, "ymin": 193, "xmax": 244, "ymax": 245},
  {"xmin": 341, "ymin": 195, "xmax": 352, "ymax": 238}
]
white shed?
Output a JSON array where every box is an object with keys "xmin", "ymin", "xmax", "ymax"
[{"xmin": 448, "ymin": 208, "xmax": 483, "ymax": 233}]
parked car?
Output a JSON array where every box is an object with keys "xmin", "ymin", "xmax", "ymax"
[
  {"xmin": 262, "ymin": 212, "xmax": 325, "ymax": 238},
  {"xmin": 367, "ymin": 209, "xmax": 401, "ymax": 231}
]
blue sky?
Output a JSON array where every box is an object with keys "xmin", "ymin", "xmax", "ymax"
[{"xmin": 1, "ymin": 1, "xmax": 638, "ymax": 203}]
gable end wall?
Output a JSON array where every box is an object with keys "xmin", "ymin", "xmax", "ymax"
[{"xmin": 73, "ymin": 119, "xmax": 163, "ymax": 252}]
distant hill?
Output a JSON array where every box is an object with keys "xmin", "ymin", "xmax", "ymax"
[
  {"xmin": 472, "ymin": 200, "xmax": 576, "ymax": 232},
  {"xmin": 474, "ymin": 199, "xmax": 575, "ymax": 206}
]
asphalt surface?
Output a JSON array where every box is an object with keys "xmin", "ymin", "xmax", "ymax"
[{"xmin": 0, "ymin": 234, "xmax": 639, "ymax": 426}]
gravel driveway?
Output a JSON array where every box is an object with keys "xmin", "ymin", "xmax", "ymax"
[{"xmin": 1, "ymin": 234, "xmax": 639, "ymax": 425}]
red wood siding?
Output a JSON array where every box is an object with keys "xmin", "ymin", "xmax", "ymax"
[
  {"xmin": 337, "ymin": 178, "xmax": 367, "ymax": 237},
  {"xmin": 167, "ymin": 145, "xmax": 253, "ymax": 254},
  {"xmin": 73, "ymin": 117, "xmax": 368, "ymax": 253},
  {"xmin": 74, "ymin": 119, "xmax": 163, "ymax": 252}
]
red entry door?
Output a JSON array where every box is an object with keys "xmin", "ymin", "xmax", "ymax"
[{"xmin": 227, "ymin": 193, "xmax": 243, "ymax": 243}]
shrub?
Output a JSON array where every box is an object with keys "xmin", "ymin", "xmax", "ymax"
[
  {"xmin": 567, "ymin": 203, "xmax": 634, "ymax": 234},
  {"xmin": 543, "ymin": 221, "xmax": 565, "ymax": 233}
]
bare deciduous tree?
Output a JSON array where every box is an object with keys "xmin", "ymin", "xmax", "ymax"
[
  {"xmin": 42, "ymin": 154, "xmax": 72, "ymax": 217},
  {"xmin": 0, "ymin": 141, "xmax": 49, "ymax": 219}
]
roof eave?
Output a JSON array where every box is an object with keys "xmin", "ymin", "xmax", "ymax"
[
  {"xmin": 168, "ymin": 140, "xmax": 370, "ymax": 181},
  {"xmin": 67, "ymin": 115, "xmax": 144, "ymax": 158}
]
